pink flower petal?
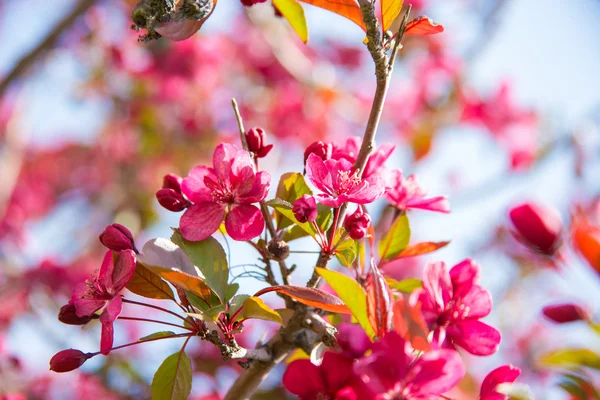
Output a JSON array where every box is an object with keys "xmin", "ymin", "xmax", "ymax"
[
  {"xmin": 423, "ymin": 261, "xmax": 453, "ymax": 312},
  {"xmin": 230, "ymin": 150, "xmax": 255, "ymax": 192},
  {"xmin": 407, "ymin": 195, "xmax": 450, "ymax": 213},
  {"xmin": 321, "ymin": 352, "xmax": 354, "ymax": 392},
  {"xmin": 212, "ymin": 143, "xmax": 239, "ymax": 182},
  {"xmin": 407, "ymin": 349, "xmax": 466, "ymax": 395},
  {"xmin": 447, "ymin": 320, "xmax": 501, "ymax": 356},
  {"xmin": 225, "ymin": 204, "xmax": 264, "ymax": 241},
  {"xmin": 71, "ymin": 283, "xmax": 105, "ymax": 318},
  {"xmin": 458, "ymin": 285, "xmax": 492, "ymax": 319},
  {"xmin": 306, "ymin": 153, "xmax": 334, "ymax": 194},
  {"xmin": 98, "ymin": 250, "xmax": 115, "ymax": 290},
  {"xmin": 99, "ymin": 296, "xmax": 122, "ymax": 355},
  {"xmin": 315, "ymin": 193, "xmax": 345, "ymax": 208},
  {"xmin": 181, "ymin": 165, "xmax": 214, "ymax": 203},
  {"xmin": 283, "ymin": 359, "xmax": 326, "ymax": 396},
  {"xmin": 480, "ymin": 364, "xmax": 521, "ymax": 400},
  {"xmin": 110, "ymin": 250, "xmax": 137, "ymax": 293},
  {"xmin": 449, "ymin": 259, "xmax": 480, "ymax": 289},
  {"xmin": 239, "ymin": 170, "xmax": 271, "ymax": 203},
  {"xmin": 180, "ymin": 202, "xmax": 226, "ymax": 241},
  {"xmin": 348, "ymin": 175, "xmax": 385, "ymax": 204}
]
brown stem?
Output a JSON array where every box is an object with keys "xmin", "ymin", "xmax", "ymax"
[{"xmin": 0, "ymin": 0, "xmax": 96, "ymax": 97}]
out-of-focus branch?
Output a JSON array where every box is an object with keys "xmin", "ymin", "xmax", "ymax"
[{"xmin": 0, "ymin": 0, "xmax": 96, "ymax": 98}]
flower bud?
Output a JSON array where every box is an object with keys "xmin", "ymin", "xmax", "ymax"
[
  {"xmin": 163, "ymin": 174, "xmax": 183, "ymax": 193},
  {"xmin": 542, "ymin": 303, "xmax": 589, "ymax": 324},
  {"xmin": 245, "ymin": 127, "xmax": 273, "ymax": 158},
  {"xmin": 267, "ymin": 239, "xmax": 290, "ymax": 261},
  {"xmin": 156, "ymin": 188, "xmax": 190, "ymax": 212},
  {"xmin": 99, "ymin": 224, "xmax": 138, "ymax": 253},
  {"xmin": 293, "ymin": 195, "xmax": 318, "ymax": 223},
  {"xmin": 509, "ymin": 202, "xmax": 563, "ymax": 256},
  {"xmin": 304, "ymin": 141, "xmax": 332, "ymax": 165},
  {"xmin": 240, "ymin": 0, "xmax": 267, "ymax": 6},
  {"xmin": 58, "ymin": 301, "xmax": 97, "ymax": 326},
  {"xmin": 343, "ymin": 208, "xmax": 371, "ymax": 240},
  {"xmin": 49, "ymin": 349, "xmax": 92, "ymax": 373}
]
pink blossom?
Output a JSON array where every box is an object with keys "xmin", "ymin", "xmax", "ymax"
[
  {"xmin": 292, "ymin": 194, "xmax": 318, "ymax": 223},
  {"xmin": 509, "ymin": 202, "xmax": 563, "ymax": 256},
  {"xmin": 99, "ymin": 223, "xmax": 138, "ymax": 253},
  {"xmin": 304, "ymin": 141, "xmax": 333, "ymax": 164},
  {"xmin": 157, "ymin": 173, "xmax": 190, "ymax": 212},
  {"xmin": 245, "ymin": 127, "xmax": 273, "ymax": 158},
  {"xmin": 331, "ymin": 137, "xmax": 395, "ymax": 179},
  {"xmin": 414, "ymin": 259, "xmax": 501, "ymax": 356},
  {"xmin": 71, "ymin": 250, "xmax": 136, "ymax": 354},
  {"xmin": 283, "ymin": 351, "xmax": 357, "ymax": 400},
  {"xmin": 343, "ymin": 207, "xmax": 371, "ymax": 240},
  {"xmin": 305, "ymin": 153, "xmax": 385, "ymax": 208},
  {"xmin": 385, "ymin": 169, "xmax": 450, "ymax": 213},
  {"xmin": 353, "ymin": 331, "xmax": 465, "ymax": 399},
  {"xmin": 480, "ymin": 365, "xmax": 521, "ymax": 400},
  {"xmin": 335, "ymin": 323, "xmax": 371, "ymax": 359},
  {"xmin": 180, "ymin": 143, "xmax": 271, "ymax": 241}
]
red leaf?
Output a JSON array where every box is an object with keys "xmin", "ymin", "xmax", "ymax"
[
  {"xmin": 297, "ymin": 0, "xmax": 366, "ymax": 31},
  {"xmin": 405, "ymin": 16, "xmax": 444, "ymax": 36},
  {"xmin": 365, "ymin": 264, "xmax": 393, "ymax": 338},
  {"xmin": 255, "ymin": 285, "xmax": 351, "ymax": 314},
  {"xmin": 395, "ymin": 241, "xmax": 450, "ymax": 258},
  {"xmin": 392, "ymin": 296, "xmax": 430, "ymax": 351}
]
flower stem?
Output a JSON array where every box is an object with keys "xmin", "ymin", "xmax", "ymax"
[
  {"xmin": 90, "ymin": 332, "xmax": 194, "ymax": 357},
  {"xmin": 122, "ymin": 298, "xmax": 188, "ymax": 322},
  {"xmin": 117, "ymin": 316, "xmax": 194, "ymax": 331}
]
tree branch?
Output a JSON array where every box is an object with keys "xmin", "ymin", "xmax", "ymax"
[{"xmin": 0, "ymin": 0, "xmax": 96, "ymax": 97}]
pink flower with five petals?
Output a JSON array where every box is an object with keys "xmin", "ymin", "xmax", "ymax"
[
  {"xmin": 71, "ymin": 250, "xmax": 136, "ymax": 354},
  {"xmin": 180, "ymin": 143, "xmax": 271, "ymax": 241},
  {"xmin": 305, "ymin": 153, "xmax": 385, "ymax": 208},
  {"xmin": 413, "ymin": 259, "xmax": 501, "ymax": 356}
]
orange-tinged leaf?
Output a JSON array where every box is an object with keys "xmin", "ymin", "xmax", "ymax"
[
  {"xmin": 147, "ymin": 266, "xmax": 213, "ymax": 301},
  {"xmin": 255, "ymin": 285, "xmax": 350, "ymax": 314},
  {"xmin": 366, "ymin": 264, "xmax": 393, "ymax": 338},
  {"xmin": 572, "ymin": 223, "xmax": 600, "ymax": 274},
  {"xmin": 381, "ymin": 0, "xmax": 403, "ymax": 32},
  {"xmin": 127, "ymin": 262, "xmax": 175, "ymax": 300},
  {"xmin": 392, "ymin": 296, "xmax": 430, "ymax": 351},
  {"xmin": 242, "ymin": 297, "xmax": 283, "ymax": 325},
  {"xmin": 395, "ymin": 241, "xmax": 450, "ymax": 258},
  {"xmin": 405, "ymin": 16, "xmax": 444, "ymax": 36},
  {"xmin": 297, "ymin": 0, "xmax": 366, "ymax": 31},
  {"xmin": 273, "ymin": 0, "xmax": 309, "ymax": 43}
]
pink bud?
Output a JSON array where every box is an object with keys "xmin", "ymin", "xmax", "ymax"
[
  {"xmin": 156, "ymin": 188, "xmax": 190, "ymax": 212},
  {"xmin": 304, "ymin": 141, "xmax": 332, "ymax": 165},
  {"xmin": 240, "ymin": 0, "xmax": 267, "ymax": 6},
  {"xmin": 245, "ymin": 127, "xmax": 273, "ymax": 158},
  {"xmin": 49, "ymin": 349, "xmax": 92, "ymax": 373},
  {"xmin": 509, "ymin": 202, "xmax": 563, "ymax": 256},
  {"xmin": 542, "ymin": 303, "xmax": 589, "ymax": 324},
  {"xmin": 99, "ymin": 223, "xmax": 137, "ymax": 253},
  {"xmin": 163, "ymin": 174, "xmax": 183, "ymax": 193},
  {"xmin": 343, "ymin": 208, "xmax": 371, "ymax": 240},
  {"xmin": 292, "ymin": 195, "xmax": 318, "ymax": 223},
  {"xmin": 58, "ymin": 301, "xmax": 96, "ymax": 326}
]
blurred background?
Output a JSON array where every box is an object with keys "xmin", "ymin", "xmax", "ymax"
[{"xmin": 1, "ymin": 0, "xmax": 600, "ymax": 398}]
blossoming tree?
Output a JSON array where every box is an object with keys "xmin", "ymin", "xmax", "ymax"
[{"xmin": 1, "ymin": 0, "xmax": 600, "ymax": 399}]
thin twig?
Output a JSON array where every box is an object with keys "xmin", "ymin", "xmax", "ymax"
[{"xmin": 0, "ymin": 0, "xmax": 96, "ymax": 97}]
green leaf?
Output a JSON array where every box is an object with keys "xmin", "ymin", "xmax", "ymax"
[
  {"xmin": 226, "ymin": 283, "xmax": 240, "ymax": 302},
  {"xmin": 172, "ymin": 230, "xmax": 229, "ymax": 304},
  {"xmin": 185, "ymin": 291, "xmax": 210, "ymax": 312},
  {"xmin": 281, "ymin": 204, "xmax": 332, "ymax": 242},
  {"xmin": 315, "ymin": 267, "xmax": 375, "ymax": 338},
  {"xmin": 387, "ymin": 278, "xmax": 423, "ymax": 293},
  {"xmin": 187, "ymin": 305, "xmax": 225, "ymax": 322},
  {"xmin": 242, "ymin": 297, "xmax": 283, "ymax": 325},
  {"xmin": 275, "ymin": 173, "xmax": 313, "ymax": 230},
  {"xmin": 539, "ymin": 348, "xmax": 600, "ymax": 371},
  {"xmin": 139, "ymin": 331, "xmax": 176, "ymax": 342},
  {"xmin": 272, "ymin": 0, "xmax": 308, "ymax": 43},
  {"xmin": 151, "ymin": 351, "xmax": 192, "ymax": 400},
  {"xmin": 335, "ymin": 236, "xmax": 357, "ymax": 267},
  {"xmin": 559, "ymin": 374, "xmax": 600, "ymax": 400},
  {"xmin": 228, "ymin": 294, "xmax": 251, "ymax": 320},
  {"xmin": 378, "ymin": 214, "xmax": 410, "ymax": 261}
]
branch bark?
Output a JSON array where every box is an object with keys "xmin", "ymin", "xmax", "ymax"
[{"xmin": 0, "ymin": 0, "xmax": 96, "ymax": 98}]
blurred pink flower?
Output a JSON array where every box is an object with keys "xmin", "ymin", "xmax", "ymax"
[
  {"xmin": 305, "ymin": 153, "xmax": 385, "ymax": 208},
  {"xmin": 283, "ymin": 352, "xmax": 356, "ymax": 400},
  {"xmin": 480, "ymin": 365, "xmax": 521, "ymax": 400},
  {"xmin": 353, "ymin": 331, "xmax": 465, "ymax": 399},
  {"xmin": 414, "ymin": 259, "xmax": 501, "ymax": 356},
  {"xmin": 385, "ymin": 169, "xmax": 450, "ymax": 213},
  {"xmin": 71, "ymin": 250, "xmax": 136, "ymax": 354},
  {"xmin": 180, "ymin": 143, "xmax": 271, "ymax": 241},
  {"xmin": 509, "ymin": 202, "xmax": 563, "ymax": 256},
  {"xmin": 331, "ymin": 137, "xmax": 395, "ymax": 179},
  {"xmin": 542, "ymin": 303, "xmax": 589, "ymax": 324}
]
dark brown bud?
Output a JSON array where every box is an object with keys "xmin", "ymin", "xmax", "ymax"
[{"xmin": 267, "ymin": 240, "xmax": 290, "ymax": 261}]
